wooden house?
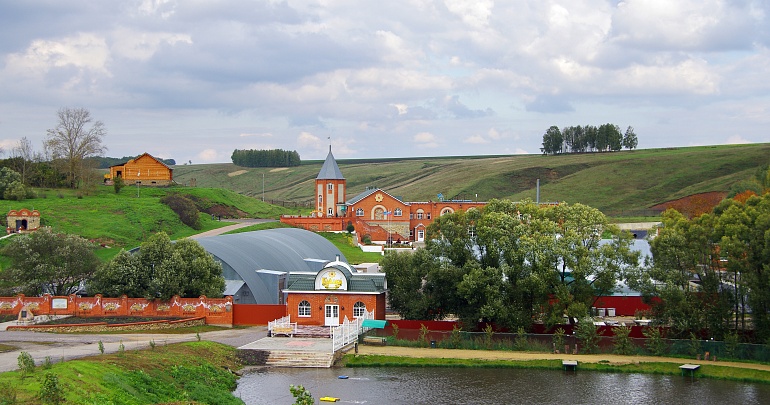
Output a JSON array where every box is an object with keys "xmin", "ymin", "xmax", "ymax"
[{"xmin": 109, "ymin": 153, "xmax": 174, "ymax": 186}]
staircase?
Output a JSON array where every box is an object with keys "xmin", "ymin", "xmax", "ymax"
[{"xmin": 265, "ymin": 350, "xmax": 336, "ymax": 368}]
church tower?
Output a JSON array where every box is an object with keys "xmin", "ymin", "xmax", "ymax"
[{"xmin": 315, "ymin": 146, "xmax": 346, "ymax": 217}]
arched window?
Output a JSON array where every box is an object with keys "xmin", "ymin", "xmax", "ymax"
[
  {"xmin": 441, "ymin": 207, "xmax": 454, "ymax": 216},
  {"xmin": 394, "ymin": 208, "xmax": 402, "ymax": 217},
  {"xmin": 353, "ymin": 301, "xmax": 366, "ymax": 318},
  {"xmin": 356, "ymin": 208, "xmax": 364, "ymax": 216},
  {"xmin": 416, "ymin": 209, "xmax": 424, "ymax": 219},
  {"xmin": 298, "ymin": 300, "xmax": 311, "ymax": 317}
]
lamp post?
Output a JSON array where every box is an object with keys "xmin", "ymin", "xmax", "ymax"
[{"xmin": 262, "ymin": 173, "xmax": 265, "ymax": 202}]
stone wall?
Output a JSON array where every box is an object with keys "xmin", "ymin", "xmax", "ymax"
[{"xmin": 7, "ymin": 317, "xmax": 206, "ymax": 333}]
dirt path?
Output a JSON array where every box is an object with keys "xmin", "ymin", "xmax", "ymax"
[
  {"xmin": 356, "ymin": 345, "xmax": 770, "ymax": 372},
  {"xmin": 189, "ymin": 218, "xmax": 276, "ymax": 239}
]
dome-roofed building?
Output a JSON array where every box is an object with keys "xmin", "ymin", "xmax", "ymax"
[{"xmin": 195, "ymin": 228, "xmax": 347, "ymax": 305}]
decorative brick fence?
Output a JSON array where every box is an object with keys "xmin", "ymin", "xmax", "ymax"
[{"xmin": 0, "ymin": 294, "xmax": 233, "ymax": 326}]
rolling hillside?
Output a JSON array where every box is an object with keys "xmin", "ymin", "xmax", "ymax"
[{"xmin": 173, "ymin": 144, "xmax": 770, "ymax": 215}]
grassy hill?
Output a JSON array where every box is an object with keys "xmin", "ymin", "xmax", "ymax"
[
  {"xmin": 0, "ymin": 187, "xmax": 295, "ymax": 261},
  {"xmin": 173, "ymin": 143, "xmax": 770, "ymax": 216}
]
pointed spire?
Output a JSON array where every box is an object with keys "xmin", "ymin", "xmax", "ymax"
[{"xmin": 316, "ymin": 147, "xmax": 345, "ymax": 180}]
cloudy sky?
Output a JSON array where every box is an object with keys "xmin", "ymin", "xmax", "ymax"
[{"xmin": 0, "ymin": 0, "xmax": 768, "ymax": 164}]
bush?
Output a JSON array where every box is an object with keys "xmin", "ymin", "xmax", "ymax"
[
  {"xmin": 160, "ymin": 194, "xmax": 202, "ymax": 229},
  {"xmin": 575, "ymin": 319, "xmax": 601, "ymax": 354},
  {"xmin": 643, "ymin": 327, "xmax": 667, "ymax": 356},
  {"xmin": 552, "ymin": 327, "xmax": 566, "ymax": 352},
  {"xmin": 39, "ymin": 373, "xmax": 64, "ymax": 405},
  {"xmin": 0, "ymin": 381, "xmax": 18, "ymax": 405},
  {"xmin": 612, "ymin": 325, "xmax": 635, "ymax": 355},
  {"xmin": 113, "ymin": 176, "xmax": 125, "ymax": 194},
  {"xmin": 3, "ymin": 181, "xmax": 27, "ymax": 201},
  {"xmin": 17, "ymin": 352, "xmax": 35, "ymax": 378}
]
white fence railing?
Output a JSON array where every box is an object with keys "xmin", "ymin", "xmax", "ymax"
[
  {"xmin": 331, "ymin": 310, "xmax": 375, "ymax": 352},
  {"xmin": 268, "ymin": 315, "xmax": 296, "ymax": 336}
]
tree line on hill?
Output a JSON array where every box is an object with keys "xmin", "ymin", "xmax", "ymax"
[
  {"xmin": 541, "ymin": 124, "xmax": 638, "ymax": 154},
  {"xmin": 384, "ymin": 189, "xmax": 770, "ymax": 343},
  {"xmin": 231, "ymin": 149, "xmax": 301, "ymax": 167}
]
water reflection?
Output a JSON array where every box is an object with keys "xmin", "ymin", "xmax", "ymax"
[{"xmin": 233, "ymin": 367, "xmax": 770, "ymax": 405}]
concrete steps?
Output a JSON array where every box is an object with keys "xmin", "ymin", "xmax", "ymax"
[{"xmin": 266, "ymin": 350, "xmax": 335, "ymax": 368}]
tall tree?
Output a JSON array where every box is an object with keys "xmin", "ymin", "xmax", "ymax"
[
  {"xmin": 623, "ymin": 126, "xmax": 638, "ymax": 150},
  {"xmin": 0, "ymin": 228, "xmax": 100, "ymax": 296},
  {"xmin": 44, "ymin": 107, "xmax": 107, "ymax": 188},
  {"xmin": 91, "ymin": 232, "xmax": 225, "ymax": 300},
  {"xmin": 384, "ymin": 199, "xmax": 638, "ymax": 331},
  {"xmin": 540, "ymin": 126, "xmax": 563, "ymax": 155}
]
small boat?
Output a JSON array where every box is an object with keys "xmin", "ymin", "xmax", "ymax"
[
  {"xmin": 320, "ymin": 396, "xmax": 340, "ymax": 402},
  {"xmin": 338, "ymin": 375, "xmax": 349, "ymax": 379}
]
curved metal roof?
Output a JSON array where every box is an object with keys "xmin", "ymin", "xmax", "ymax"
[{"xmin": 195, "ymin": 228, "xmax": 346, "ymax": 303}]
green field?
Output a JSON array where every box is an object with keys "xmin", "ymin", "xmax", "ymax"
[
  {"xmin": 173, "ymin": 143, "xmax": 770, "ymax": 214},
  {"xmin": 0, "ymin": 186, "xmax": 296, "ymax": 256}
]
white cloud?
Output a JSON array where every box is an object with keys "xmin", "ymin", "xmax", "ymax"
[
  {"xmin": 197, "ymin": 149, "xmax": 221, "ymax": 163},
  {"xmin": 464, "ymin": 134, "xmax": 489, "ymax": 144},
  {"xmin": 725, "ymin": 135, "xmax": 752, "ymax": 144},
  {"xmin": 5, "ymin": 33, "xmax": 111, "ymax": 78},
  {"xmin": 414, "ymin": 132, "xmax": 439, "ymax": 148}
]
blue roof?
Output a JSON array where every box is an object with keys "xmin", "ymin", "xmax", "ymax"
[{"xmin": 316, "ymin": 147, "xmax": 344, "ymax": 180}]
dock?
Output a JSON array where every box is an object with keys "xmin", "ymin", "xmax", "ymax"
[
  {"xmin": 562, "ymin": 360, "xmax": 578, "ymax": 371},
  {"xmin": 679, "ymin": 364, "xmax": 700, "ymax": 377}
]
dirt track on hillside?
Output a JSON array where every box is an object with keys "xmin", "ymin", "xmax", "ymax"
[{"xmin": 356, "ymin": 345, "xmax": 770, "ymax": 372}]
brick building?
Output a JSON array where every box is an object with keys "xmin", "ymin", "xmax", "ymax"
[
  {"xmin": 284, "ymin": 259, "xmax": 386, "ymax": 326},
  {"xmin": 281, "ymin": 147, "xmax": 486, "ymax": 243}
]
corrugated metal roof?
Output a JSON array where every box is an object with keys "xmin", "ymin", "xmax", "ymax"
[
  {"xmin": 196, "ymin": 228, "xmax": 346, "ymax": 303},
  {"xmin": 316, "ymin": 147, "xmax": 344, "ymax": 180}
]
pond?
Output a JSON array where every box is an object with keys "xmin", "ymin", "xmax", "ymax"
[{"xmin": 233, "ymin": 366, "xmax": 770, "ymax": 404}]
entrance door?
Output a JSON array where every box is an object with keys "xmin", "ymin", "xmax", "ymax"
[
  {"xmin": 417, "ymin": 229, "xmax": 425, "ymax": 242},
  {"xmin": 325, "ymin": 304, "xmax": 340, "ymax": 326}
]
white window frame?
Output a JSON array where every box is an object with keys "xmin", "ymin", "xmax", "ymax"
[
  {"xmin": 298, "ymin": 300, "xmax": 311, "ymax": 317},
  {"xmin": 353, "ymin": 301, "xmax": 367, "ymax": 318}
]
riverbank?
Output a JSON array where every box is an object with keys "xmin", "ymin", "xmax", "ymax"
[
  {"xmin": 0, "ymin": 341, "xmax": 243, "ymax": 404},
  {"xmin": 346, "ymin": 345, "xmax": 770, "ymax": 384}
]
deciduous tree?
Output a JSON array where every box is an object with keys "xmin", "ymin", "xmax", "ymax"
[
  {"xmin": 91, "ymin": 232, "xmax": 225, "ymax": 300},
  {"xmin": 44, "ymin": 107, "xmax": 107, "ymax": 188},
  {"xmin": 0, "ymin": 228, "xmax": 100, "ymax": 296}
]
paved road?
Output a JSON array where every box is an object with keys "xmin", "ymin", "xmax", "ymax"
[
  {"xmin": 190, "ymin": 218, "xmax": 277, "ymax": 239},
  {"xmin": 0, "ymin": 325, "xmax": 268, "ymax": 373}
]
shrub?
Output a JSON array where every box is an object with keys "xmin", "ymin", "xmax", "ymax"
[
  {"xmin": 725, "ymin": 331, "xmax": 740, "ymax": 358},
  {"xmin": 113, "ymin": 176, "xmax": 125, "ymax": 194},
  {"xmin": 289, "ymin": 384, "xmax": 313, "ymax": 405},
  {"xmin": 643, "ymin": 327, "xmax": 667, "ymax": 356},
  {"xmin": 513, "ymin": 327, "xmax": 529, "ymax": 351},
  {"xmin": 612, "ymin": 325, "xmax": 635, "ymax": 355},
  {"xmin": 39, "ymin": 373, "xmax": 64, "ymax": 405},
  {"xmin": 552, "ymin": 327, "xmax": 566, "ymax": 352},
  {"xmin": 42, "ymin": 356, "xmax": 53, "ymax": 370},
  {"xmin": 0, "ymin": 381, "xmax": 18, "ymax": 405},
  {"xmin": 448, "ymin": 325, "xmax": 463, "ymax": 349},
  {"xmin": 17, "ymin": 352, "xmax": 35, "ymax": 378},
  {"xmin": 3, "ymin": 181, "xmax": 27, "ymax": 201},
  {"xmin": 575, "ymin": 319, "xmax": 601, "ymax": 354},
  {"xmin": 483, "ymin": 324, "xmax": 495, "ymax": 349},
  {"xmin": 98, "ymin": 340, "xmax": 104, "ymax": 355},
  {"xmin": 391, "ymin": 324, "xmax": 400, "ymax": 339},
  {"xmin": 160, "ymin": 194, "xmax": 202, "ymax": 229},
  {"xmin": 418, "ymin": 324, "xmax": 430, "ymax": 346},
  {"xmin": 346, "ymin": 223, "xmax": 355, "ymax": 233}
]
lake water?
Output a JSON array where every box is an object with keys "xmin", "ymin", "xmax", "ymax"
[{"xmin": 233, "ymin": 366, "xmax": 770, "ymax": 404}]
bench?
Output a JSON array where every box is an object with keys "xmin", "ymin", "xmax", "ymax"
[
  {"xmin": 271, "ymin": 325, "xmax": 296, "ymax": 337},
  {"xmin": 362, "ymin": 336, "xmax": 387, "ymax": 345}
]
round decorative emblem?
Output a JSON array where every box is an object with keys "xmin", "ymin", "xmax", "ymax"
[{"xmin": 375, "ymin": 193, "xmax": 384, "ymax": 202}]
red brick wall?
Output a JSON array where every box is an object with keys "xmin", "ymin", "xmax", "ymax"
[
  {"xmin": 0, "ymin": 294, "xmax": 233, "ymax": 326},
  {"xmin": 286, "ymin": 293, "xmax": 385, "ymax": 325},
  {"xmin": 232, "ymin": 304, "xmax": 287, "ymax": 325}
]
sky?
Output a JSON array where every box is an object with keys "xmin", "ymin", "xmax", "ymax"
[{"xmin": 0, "ymin": 0, "xmax": 768, "ymax": 164}]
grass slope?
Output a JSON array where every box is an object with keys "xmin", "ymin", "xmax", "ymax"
[
  {"xmin": 173, "ymin": 144, "xmax": 770, "ymax": 213},
  {"xmin": 0, "ymin": 341, "xmax": 242, "ymax": 405},
  {"xmin": 0, "ymin": 186, "xmax": 296, "ymax": 258}
]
